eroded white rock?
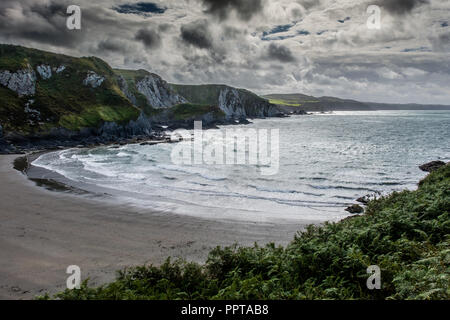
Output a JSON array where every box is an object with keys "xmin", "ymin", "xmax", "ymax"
[
  {"xmin": 56, "ymin": 65, "xmax": 66, "ymax": 73},
  {"xmin": 36, "ymin": 65, "xmax": 52, "ymax": 79},
  {"xmin": 136, "ymin": 74, "xmax": 186, "ymax": 108},
  {"xmin": 83, "ymin": 71, "xmax": 105, "ymax": 88},
  {"xmin": 0, "ymin": 67, "xmax": 36, "ymax": 96}
]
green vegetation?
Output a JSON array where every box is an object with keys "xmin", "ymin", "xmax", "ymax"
[
  {"xmin": 0, "ymin": 44, "xmax": 115, "ymax": 76},
  {"xmin": 51, "ymin": 164, "xmax": 449, "ymax": 300},
  {"xmin": 268, "ymin": 99, "xmax": 302, "ymax": 107},
  {"xmin": 170, "ymin": 84, "xmax": 227, "ymax": 105},
  {"xmin": 0, "ymin": 44, "xmax": 141, "ymax": 134},
  {"xmin": 263, "ymin": 94, "xmax": 320, "ymax": 107},
  {"xmin": 0, "ymin": 86, "xmax": 30, "ymax": 133},
  {"xmin": 59, "ymin": 105, "xmax": 140, "ymax": 131}
]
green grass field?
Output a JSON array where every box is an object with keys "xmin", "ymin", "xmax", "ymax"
[{"xmin": 267, "ymin": 99, "xmax": 302, "ymax": 107}]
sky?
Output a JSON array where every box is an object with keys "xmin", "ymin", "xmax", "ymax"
[{"xmin": 0, "ymin": 0, "xmax": 449, "ymax": 104}]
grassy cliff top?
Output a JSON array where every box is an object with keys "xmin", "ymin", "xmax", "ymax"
[
  {"xmin": 0, "ymin": 44, "xmax": 113, "ymax": 76},
  {"xmin": 263, "ymin": 93, "xmax": 320, "ymax": 106},
  {"xmin": 113, "ymin": 68, "xmax": 152, "ymax": 83},
  {"xmin": 50, "ymin": 164, "xmax": 449, "ymax": 300}
]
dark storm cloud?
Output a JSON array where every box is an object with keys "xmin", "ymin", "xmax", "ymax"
[
  {"xmin": 201, "ymin": 0, "xmax": 263, "ymax": 21},
  {"xmin": 0, "ymin": 0, "xmax": 83, "ymax": 48},
  {"xmin": 431, "ymin": 31, "xmax": 450, "ymax": 52},
  {"xmin": 180, "ymin": 20, "xmax": 213, "ymax": 49},
  {"xmin": 266, "ymin": 43, "xmax": 297, "ymax": 63},
  {"xmin": 158, "ymin": 23, "xmax": 173, "ymax": 32},
  {"xmin": 135, "ymin": 28, "xmax": 162, "ymax": 48},
  {"xmin": 97, "ymin": 39, "xmax": 124, "ymax": 52},
  {"xmin": 378, "ymin": 0, "xmax": 429, "ymax": 15},
  {"xmin": 113, "ymin": 2, "xmax": 166, "ymax": 16},
  {"xmin": 29, "ymin": 1, "xmax": 66, "ymax": 19},
  {"xmin": 222, "ymin": 26, "xmax": 243, "ymax": 39}
]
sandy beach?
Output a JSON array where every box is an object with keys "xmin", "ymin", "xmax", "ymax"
[{"xmin": 0, "ymin": 154, "xmax": 308, "ymax": 300}]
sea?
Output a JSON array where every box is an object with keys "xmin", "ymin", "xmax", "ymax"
[{"xmin": 32, "ymin": 110, "xmax": 450, "ymax": 223}]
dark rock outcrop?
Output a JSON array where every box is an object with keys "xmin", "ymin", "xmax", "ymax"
[
  {"xmin": 356, "ymin": 192, "xmax": 381, "ymax": 205},
  {"xmin": 356, "ymin": 196, "xmax": 369, "ymax": 205},
  {"xmin": 419, "ymin": 161, "xmax": 446, "ymax": 172},
  {"xmin": 0, "ymin": 112, "xmax": 153, "ymax": 154},
  {"xmin": 345, "ymin": 204, "xmax": 364, "ymax": 214}
]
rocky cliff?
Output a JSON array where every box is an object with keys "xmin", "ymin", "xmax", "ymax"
[
  {"xmin": 0, "ymin": 44, "xmax": 284, "ymax": 153},
  {"xmin": 114, "ymin": 69, "xmax": 187, "ymax": 113},
  {"xmin": 0, "ymin": 45, "xmax": 149, "ymax": 152},
  {"xmin": 136, "ymin": 73, "xmax": 186, "ymax": 108},
  {"xmin": 170, "ymin": 84, "xmax": 283, "ymax": 119}
]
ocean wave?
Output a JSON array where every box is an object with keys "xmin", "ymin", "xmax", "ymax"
[
  {"xmin": 155, "ymin": 163, "xmax": 228, "ymax": 182},
  {"xmin": 307, "ymin": 184, "xmax": 379, "ymax": 193},
  {"xmin": 247, "ymin": 184, "xmax": 325, "ymax": 197}
]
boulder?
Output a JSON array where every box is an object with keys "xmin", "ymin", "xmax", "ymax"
[
  {"xmin": 419, "ymin": 161, "xmax": 446, "ymax": 172},
  {"xmin": 356, "ymin": 196, "xmax": 369, "ymax": 205},
  {"xmin": 345, "ymin": 204, "xmax": 364, "ymax": 214}
]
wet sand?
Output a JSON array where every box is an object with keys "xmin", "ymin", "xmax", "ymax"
[{"xmin": 0, "ymin": 154, "xmax": 310, "ymax": 299}]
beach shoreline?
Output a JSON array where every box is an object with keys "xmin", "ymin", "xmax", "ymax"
[{"xmin": 0, "ymin": 154, "xmax": 310, "ymax": 300}]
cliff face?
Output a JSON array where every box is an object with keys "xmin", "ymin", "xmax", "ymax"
[
  {"xmin": 114, "ymin": 69, "xmax": 186, "ymax": 113},
  {"xmin": 170, "ymin": 84, "xmax": 283, "ymax": 119},
  {"xmin": 135, "ymin": 73, "xmax": 186, "ymax": 108}
]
